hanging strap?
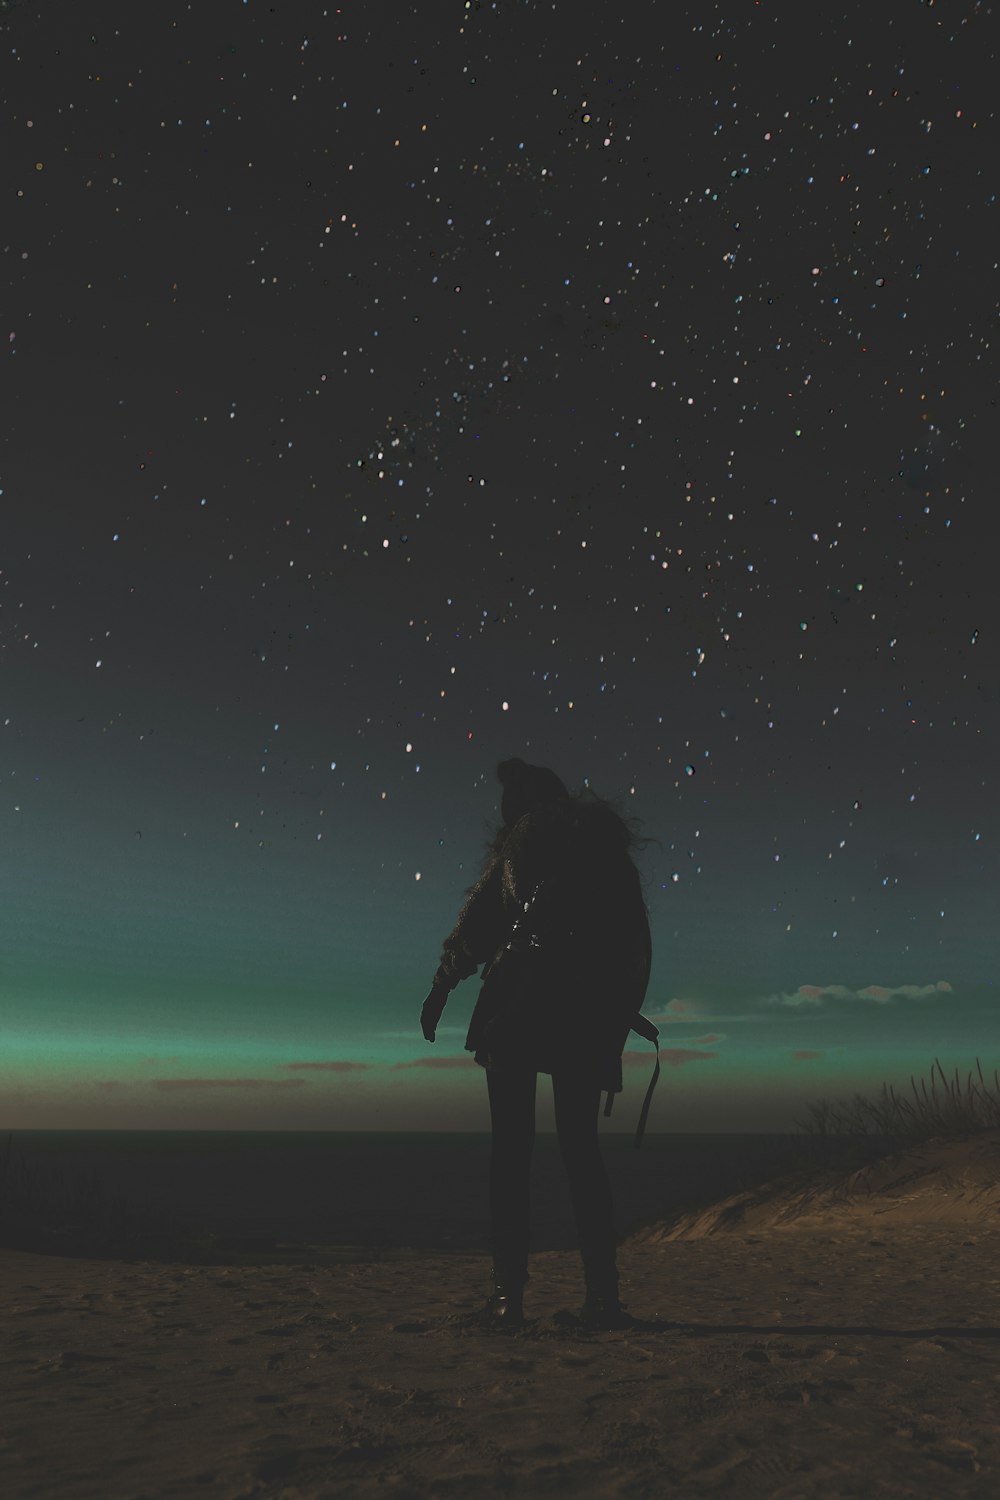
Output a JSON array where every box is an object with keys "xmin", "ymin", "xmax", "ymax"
[{"xmin": 604, "ymin": 1012, "xmax": 660, "ymax": 1149}]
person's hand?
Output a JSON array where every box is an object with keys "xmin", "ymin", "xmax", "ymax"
[{"xmin": 420, "ymin": 984, "xmax": 448, "ymax": 1042}]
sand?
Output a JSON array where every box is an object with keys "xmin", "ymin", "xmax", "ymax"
[{"xmin": 3, "ymin": 1134, "xmax": 999, "ymax": 1498}]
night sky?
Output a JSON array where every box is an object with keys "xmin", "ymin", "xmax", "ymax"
[{"xmin": 2, "ymin": 1, "xmax": 996, "ymax": 1134}]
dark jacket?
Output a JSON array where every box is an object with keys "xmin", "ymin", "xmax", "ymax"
[{"xmin": 431, "ymin": 800, "xmax": 653, "ymax": 1096}]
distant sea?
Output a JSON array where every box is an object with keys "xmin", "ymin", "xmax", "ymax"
[{"xmin": 2, "ymin": 1130, "xmax": 824, "ymax": 1255}]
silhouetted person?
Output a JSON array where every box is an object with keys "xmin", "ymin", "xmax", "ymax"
[{"xmin": 420, "ymin": 757, "xmax": 654, "ymax": 1330}]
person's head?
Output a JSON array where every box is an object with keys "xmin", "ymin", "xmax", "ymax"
[
  {"xmin": 470, "ymin": 755, "xmax": 660, "ymax": 891},
  {"xmin": 497, "ymin": 757, "xmax": 571, "ymax": 827}
]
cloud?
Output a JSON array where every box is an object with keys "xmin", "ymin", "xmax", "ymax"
[
  {"xmin": 857, "ymin": 981, "xmax": 953, "ymax": 1002},
  {"xmin": 771, "ymin": 985, "xmax": 853, "ymax": 1007},
  {"xmin": 623, "ymin": 1047, "xmax": 717, "ymax": 1068},
  {"xmin": 769, "ymin": 981, "xmax": 952, "ymax": 1008},
  {"xmin": 391, "ymin": 1055, "xmax": 478, "ymax": 1070},
  {"xmin": 152, "ymin": 1077, "xmax": 308, "ymax": 1090},
  {"xmin": 647, "ymin": 1031, "xmax": 724, "ymax": 1045},
  {"xmin": 281, "ymin": 1060, "xmax": 372, "ymax": 1072},
  {"xmin": 791, "ymin": 1050, "xmax": 823, "ymax": 1062},
  {"xmin": 661, "ymin": 998, "xmax": 710, "ymax": 1018},
  {"xmin": 647, "ymin": 1001, "xmax": 766, "ymax": 1026}
]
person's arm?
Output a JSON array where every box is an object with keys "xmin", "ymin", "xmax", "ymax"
[
  {"xmin": 430, "ymin": 853, "xmax": 507, "ymax": 993},
  {"xmin": 422, "ymin": 843, "xmax": 515, "ymax": 1042},
  {"xmin": 421, "ymin": 855, "xmax": 507, "ymax": 1042}
]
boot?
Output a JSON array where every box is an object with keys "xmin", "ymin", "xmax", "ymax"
[
  {"xmin": 580, "ymin": 1267, "xmax": 634, "ymax": 1330},
  {"xmin": 482, "ymin": 1267, "xmax": 526, "ymax": 1331},
  {"xmin": 579, "ymin": 1289, "xmax": 634, "ymax": 1330}
]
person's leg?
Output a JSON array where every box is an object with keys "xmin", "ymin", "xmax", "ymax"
[
  {"xmin": 551, "ymin": 1068, "xmax": 618, "ymax": 1296},
  {"xmin": 486, "ymin": 1064, "xmax": 537, "ymax": 1288}
]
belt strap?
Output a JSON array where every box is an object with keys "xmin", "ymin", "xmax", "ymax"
[{"xmin": 603, "ymin": 1013, "xmax": 660, "ymax": 1149}]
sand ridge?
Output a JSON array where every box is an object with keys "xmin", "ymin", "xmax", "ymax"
[{"xmin": 627, "ymin": 1131, "xmax": 1000, "ymax": 1242}]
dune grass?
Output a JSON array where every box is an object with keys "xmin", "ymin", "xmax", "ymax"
[
  {"xmin": 790, "ymin": 1056, "xmax": 1000, "ymax": 1157},
  {"xmin": 685, "ymin": 1056, "xmax": 1000, "ymax": 1200}
]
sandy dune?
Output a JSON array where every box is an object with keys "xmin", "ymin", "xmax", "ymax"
[
  {"xmin": 629, "ymin": 1130, "xmax": 1000, "ymax": 1240},
  {"xmin": 2, "ymin": 1135, "xmax": 999, "ymax": 1498}
]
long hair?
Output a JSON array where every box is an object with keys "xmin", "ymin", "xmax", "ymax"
[{"xmin": 472, "ymin": 758, "xmax": 660, "ymax": 895}]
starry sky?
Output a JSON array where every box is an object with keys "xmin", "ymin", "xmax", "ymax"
[{"xmin": 2, "ymin": 1, "xmax": 996, "ymax": 1134}]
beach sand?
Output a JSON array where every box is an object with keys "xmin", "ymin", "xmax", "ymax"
[{"xmin": 3, "ymin": 1134, "xmax": 999, "ymax": 1498}]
